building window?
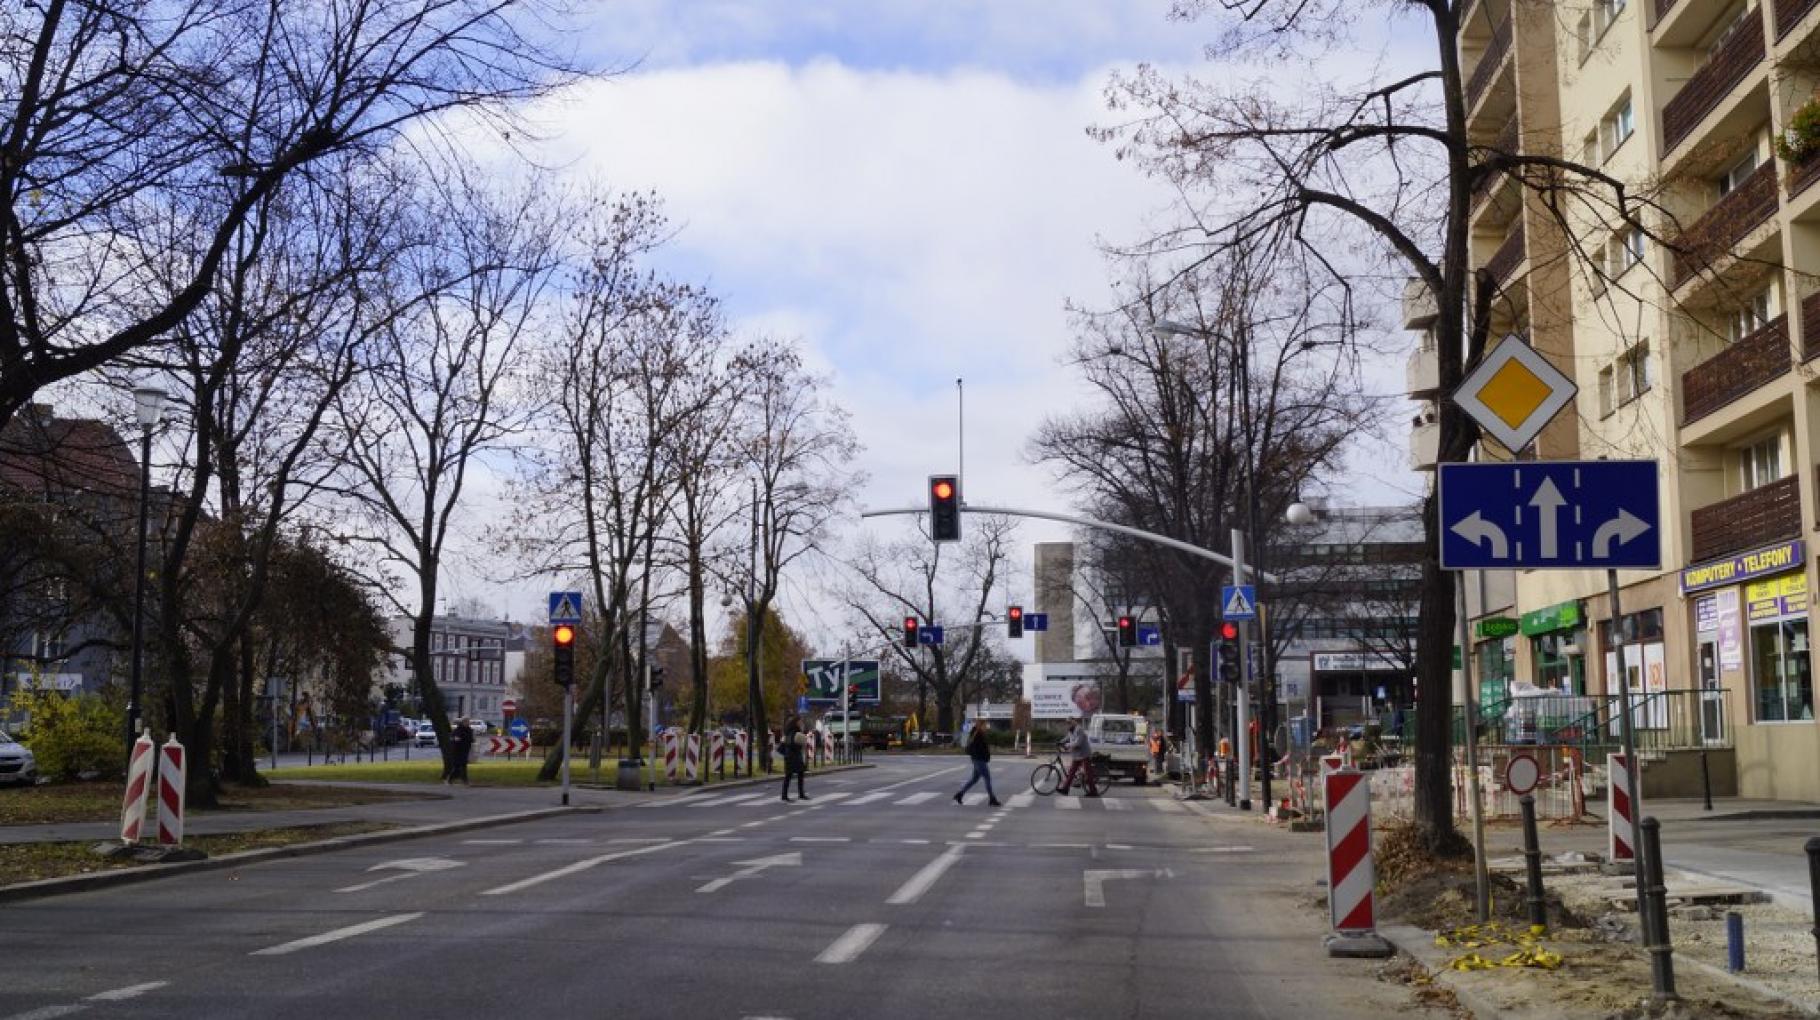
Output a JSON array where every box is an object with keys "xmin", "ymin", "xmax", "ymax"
[
  {"xmin": 1717, "ymin": 146, "xmax": 1761, "ymax": 197},
  {"xmin": 1599, "ymin": 93, "xmax": 1634, "ymax": 160},
  {"xmin": 1533, "ymin": 631, "xmax": 1585, "ymax": 694},
  {"xmin": 1739, "ymin": 433, "xmax": 1782, "ymax": 490},
  {"xmin": 1727, "ymin": 289, "xmax": 1772, "ymax": 342},
  {"xmin": 1581, "ymin": 131, "xmax": 1599, "ymax": 167},
  {"xmin": 1751, "ymin": 618, "xmax": 1812, "ymax": 721},
  {"xmin": 1616, "ymin": 343, "xmax": 1653, "ymax": 404},
  {"xmin": 1595, "ymin": 0, "xmax": 1626, "ymax": 33},
  {"xmin": 1606, "ymin": 226, "xmax": 1646, "ymax": 277}
]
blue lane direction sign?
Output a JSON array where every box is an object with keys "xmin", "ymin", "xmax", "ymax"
[
  {"xmin": 1024, "ymin": 612, "xmax": 1049, "ymax": 632},
  {"xmin": 1137, "ymin": 626, "xmax": 1162, "ymax": 646},
  {"xmin": 1221, "ymin": 585, "xmax": 1258, "ymax": 621},
  {"xmin": 508, "ymin": 718, "xmax": 530, "ymax": 739},
  {"xmin": 918, "ymin": 625, "xmax": 945, "ymax": 646},
  {"xmin": 1438, "ymin": 461, "xmax": 1660, "ymax": 570},
  {"xmin": 548, "ymin": 591, "xmax": 583, "ymax": 625}
]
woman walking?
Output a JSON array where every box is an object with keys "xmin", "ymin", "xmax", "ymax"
[
  {"xmin": 781, "ymin": 714, "xmax": 810, "ymax": 801},
  {"xmin": 953, "ymin": 722, "xmax": 1001, "ymax": 805}
]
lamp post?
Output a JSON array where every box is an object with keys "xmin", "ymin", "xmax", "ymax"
[{"xmin": 126, "ymin": 385, "xmax": 168, "ymax": 756}]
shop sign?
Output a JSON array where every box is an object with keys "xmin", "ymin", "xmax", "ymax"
[
  {"xmin": 1679, "ymin": 539, "xmax": 1805, "ymax": 594},
  {"xmin": 1312, "ymin": 652, "xmax": 1408, "ymax": 672},
  {"xmin": 1744, "ymin": 572, "xmax": 1808, "ymax": 623},
  {"xmin": 1694, "ymin": 595, "xmax": 1717, "ymax": 634},
  {"xmin": 1717, "ymin": 589, "xmax": 1743, "ymax": 670},
  {"xmin": 1475, "ymin": 617, "xmax": 1520, "ymax": 639},
  {"xmin": 1519, "ymin": 601, "xmax": 1581, "ymax": 636}
]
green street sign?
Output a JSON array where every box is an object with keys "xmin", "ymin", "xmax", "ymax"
[
  {"xmin": 1475, "ymin": 617, "xmax": 1519, "ymax": 639},
  {"xmin": 801, "ymin": 659, "xmax": 880, "ymax": 704}
]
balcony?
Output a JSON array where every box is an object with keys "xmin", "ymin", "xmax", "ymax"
[
  {"xmin": 1410, "ymin": 414, "xmax": 1439, "ymax": 471},
  {"xmin": 1407, "ymin": 345, "xmax": 1440, "ymax": 397},
  {"xmin": 1662, "ymin": 9, "xmax": 1766, "ymax": 153},
  {"xmin": 1681, "ymin": 314, "xmax": 1790, "ymax": 423},
  {"xmin": 1805, "ymin": 291, "xmax": 1820, "ymax": 361},
  {"xmin": 1471, "ymin": 118, "xmax": 1520, "ymax": 210},
  {"xmin": 1465, "ymin": 25, "xmax": 1511, "ymax": 110},
  {"xmin": 1775, "ymin": 0, "xmax": 1820, "ymax": 38},
  {"xmin": 1669, "ymin": 160, "xmax": 1778, "ymax": 286},
  {"xmin": 1690, "ymin": 474, "xmax": 1801, "ymax": 563},
  {"xmin": 1485, "ymin": 223, "xmax": 1526, "ymax": 287},
  {"xmin": 1657, "ymin": 0, "xmax": 1682, "ymax": 22}
]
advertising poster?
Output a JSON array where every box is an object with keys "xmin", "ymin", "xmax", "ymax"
[
  {"xmin": 1716, "ymin": 588, "xmax": 1743, "ymax": 670},
  {"xmin": 1027, "ymin": 678, "xmax": 1105, "ymax": 719}
]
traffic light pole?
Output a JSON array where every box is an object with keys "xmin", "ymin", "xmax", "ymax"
[
  {"xmin": 560, "ymin": 680, "xmax": 572, "ymax": 807},
  {"xmin": 1232, "ymin": 527, "xmax": 1252, "ymax": 811}
]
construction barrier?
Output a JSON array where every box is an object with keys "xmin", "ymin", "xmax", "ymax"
[
  {"xmin": 120, "ymin": 732, "xmax": 155, "ymax": 844},
  {"xmin": 684, "ymin": 733, "xmax": 702, "ymax": 783},
  {"xmin": 1367, "ymin": 746, "xmax": 1594, "ymax": 823},
  {"xmin": 1608, "ymin": 752, "xmax": 1636, "ymax": 863},
  {"xmin": 733, "ymin": 731, "xmax": 749, "ymax": 773},
  {"xmin": 157, "ymin": 734, "xmax": 186, "ymax": 846},
  {"xmin": 662, "ymin": 730, "xmax": 680, "ymax": 783},
  {"xmin": 1323, "ymin": 768, "xmax": 1378, "ymax": 933},
  {"xmin": 710, "ymin": 732, "xmax": 726, "ymax": 778}
]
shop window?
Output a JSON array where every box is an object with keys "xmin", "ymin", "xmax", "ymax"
[
  {"xmin": 1751, "ymin": 619, "xmax": 1812, "ymax": 721},
  {"xmin": 1477, "ymin": 637, "xmax": 1516, "ymax": 707},
  {"xmin": 1533, "ymin": 632, "xmax": 1585, "ymax": 694}
]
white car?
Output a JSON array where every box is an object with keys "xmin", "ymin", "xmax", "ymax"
[
  {"xmin": 413, "ymin": 723, "xmax": 438, "ymax": 749},
  {"xmin": 0, "ymin": 727, "xmax": 39, "ymax": 786}
]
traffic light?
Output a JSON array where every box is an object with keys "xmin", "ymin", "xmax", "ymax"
[
  {"xmin": 1116, "ymin": 615, "xmax": 1136, "ymax": 648},
  {"xmin": 649, "ymin": 665, "xmax": 666, "ymax": 690},
  {"xmin": 1007, "ymin": 605, "xmax": 1024, "ymax": 639},
  {"xmin": 928, "ymin": 474, "xmax": 961, "ymax": 542},
  {"xmin": 1217, "ymin": 621, "xmax": 1241, "ymax": 683},
  {"xmin": 552, "ymin": 624, "xmax": 576, "ymax": 687},
  {"xmin": 903, "ymin": 616, "xmax": 920, "ymax": 648}
]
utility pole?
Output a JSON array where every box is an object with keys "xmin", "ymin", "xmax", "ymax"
[{"xmin": 1232, "ymin": 527, "xmax": 1252, "ymax": 810}]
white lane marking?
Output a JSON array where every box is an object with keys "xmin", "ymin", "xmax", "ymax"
[
  {"xmin": 463, "ymin": 838, "xmax": 523, "ymax": 845},
  {"xmin": 1106, "ymin": 843, "xmax": 1132, "ymax": 850},
  {"xmin": 1191, "ymin": 846, "xmax": 1257, "ymax": 854},
  {"xmin": 87, "ymin": 983, "xmax": 166, "ymax": 1003},
  {"xmin": 803, "ymin": 792, "xmax": 851, "ymax": 803},
  {"xmin": 814, "ymin": 923, "xmax": 888, "ymax": 964},
  {"xmin": 843, "ymin": 792, "xmax": 891, "ymax": 806},
  {"xmin": 334, "ymin": 872, "xmax": 416, "ymax": 893},
  {"xmin": 3, "ymin": 1005, "xmax": 87, "ymax": 1020},
  {"xmin": 1054, "ymin": 797, "xmax": 1082, "ymax": 810},
  {"xmin": 741, "ymin": 821, "xmax": 768, "ymax": 828},
  {"xmin": 896, "ymin": 792, "xmax": 939, "ymax": 806},
  {"xmin": 964, "ymin": 833, "xmax": 987, "ymax": 839},
  {"xmin": 790, "ymin": 836, "xmax": 850, "ymax": 843},
  {"xmin": 1008, "ymin": 792, "xmax": 1035, "ymax": 808},
  {"xmin": 1083, "ymin": 868, "xmax": 1173, "ymax": 908},
  {"xmin": 607, "ymin": 837, "xmax": 673, "ymax": 844},
  {"xmin": 962, "ymin": 793, "xmax": 988, "ymax": 806},
  {"xmin": 535, "ymin": 838, "xmax": 593, "ymax": 845},
  {"xmin": 689, "ymin": 793, "xmax": 768, "ymax": 808},
  {"xmin": 898, "ymin": 839, "xmax": 929, "ymax": 845},
  {"xmin": 1032, "ymin": 842, "xmax": 1092, "ymax": 849},
  {"xmin": 886, "ymin": 846, "xmax": 964, "ymax": 905},
  {"xmin": 697, "ymin": 837, "xmax": 746, "ymax": 843},
  {"xmin": 251, "ymin": 912, "xmax": 423, "ymax": 956},
  {"xmin": 480, "ymin": 840, "xmax": 689, "ymax": 896},
  {"xmin": 947, "ymin": 840, "xmax": 1010, "ymax": 847},
  {"xmin": 697, "ymin": 851, "xmax": 802, "ymax": 893},
  {"xmin": 708, "ymin": 829, "xmax": 738, "ymax": 836},
  {"xmin": 1102, "ymin": 798, "xmax": 1129, "ymax": 811},
  {"xmin": 1149, "ymin": 799, "xmax": 1186, "ymax": 814},
  {"xmin": 868, "ymin": 765, "xmax": 967, "ymax": 795}
]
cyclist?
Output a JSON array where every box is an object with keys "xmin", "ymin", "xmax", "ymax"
[{"xmin": 1056, "ymin": 718, "xmax": 1101, "ymax": 797}]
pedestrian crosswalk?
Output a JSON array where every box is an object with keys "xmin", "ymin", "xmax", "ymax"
[{"xmin": 644, "ymin": 787, "xmax": 1193, "ymax": 813}]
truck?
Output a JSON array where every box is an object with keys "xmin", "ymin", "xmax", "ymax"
[
  {"xmin": 1086, "ymin": 713, "xmax": 1152, "ymax": 784},
  {"xmin": 821, "ymin": 712, "xmax": 903, "ymax": 751}
]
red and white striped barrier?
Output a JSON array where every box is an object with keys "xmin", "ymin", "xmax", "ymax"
[
  {"xmin": 120, "ymin": 732, "xmax": 155, "ymax": 844},
  {"xmin": 157, "ymin": 734, "xmax": 186, "ymax": 846},
  {"xmin": 484, "ymin": 736, "xmax": 531, "ymax": 756},
  {"xmin": 684, "ymin": 733, "xmax": 702, "ymax": 783},
  {"xmin": 662, "ymin": 731, "xmax": 680, "ymax": 783},
  {"xmin": 733, "ymin": 731, "xmax": 749, "ymax": 773},
  {"xmin": 1323, "ymin": 768, "xmax": 1377, "ymax": 934},
  {"xmin": 1608, "ymin": 752, "xmax": 1637, "ymax": 863},
  {"xmin": 709, "ymin": 732, "xmax": 725, "ymax": 777}
]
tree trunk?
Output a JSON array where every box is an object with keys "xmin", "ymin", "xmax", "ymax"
[
  {"xmin": 747, "ymin": 600, "xmax": 770, "ymax": 772},
  {"xmin": 687, "ymin": 550, "xmax": 708, "ymax": 732}
]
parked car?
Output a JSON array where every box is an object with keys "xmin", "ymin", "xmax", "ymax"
[
  {"xmin": 392, "ymin": 717, "xmax": 416, "ymax": 742},
  {"xmin": 0, "ymin": 727, "xmax": 38, "ymax": 786},
  {"xmin": 413, "ymin": 723, "xmax": 439, "ymax": 748}
]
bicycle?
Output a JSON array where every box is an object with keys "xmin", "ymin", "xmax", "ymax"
[{"xmin": 1030, "ymin": 749, "xmax": 1115, "ymax": 795}]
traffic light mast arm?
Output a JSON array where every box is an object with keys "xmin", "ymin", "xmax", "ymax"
[{"xmin": 860, "ymin": 503, "xmax": 1278, "ymax": 583}]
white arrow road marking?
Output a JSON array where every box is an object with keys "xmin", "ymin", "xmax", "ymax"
[
  {"xmin": 250, "ymin": 912, "xmax": 423, "ymax": 956},
  {"xmin": 87, "ymin": 983, "xmax": 166, "ymax": 1002},
  {"xmin": 1592, "ymin": 509, "xmax": 1652, "ymax": 558},
  {"xmin": 480, "ymin": 838, "xmax": 691, "ymax": 896},
  {"xmin": 1083, "ymin": 868, "xmax": 1173, "ymax": 908},
  {"xmin": 697, "ymin": 851, "xmax": 803, "ymax": 893},
  {"xmin": 1529, "ymin": 478, "xmax": 1565, "ymax": 558},
  {"xmin": 1450, "ymin": 511, "xmax": 1509, "ymax": 559},
  {"xmin": 886, "ymin": 846, "xmax": 964, "ymax": 905},
  {"xmin": 3, "ymin": 1005, "xmax": 86, "ymax": 1020},
  {"xmin": 336, "ymin": 856, "xmax": 464, "ymax": 892},
  {"xmin": 815, "ymin": 923, "xmax": 887, "ymax": 964}
]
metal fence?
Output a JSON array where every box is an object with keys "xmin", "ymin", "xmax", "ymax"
[{"xmin": 1366, "ymin": 745, "xmax": 1599, "ymax": 822}]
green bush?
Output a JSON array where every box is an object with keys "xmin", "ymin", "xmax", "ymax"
[
  {"xmin": 13, "ymin": 689, "xmax": 126, "ymax": 781},
  {"xmin": 1777, "ymin": 102, "xmax": 1820, "ymax": 165}
]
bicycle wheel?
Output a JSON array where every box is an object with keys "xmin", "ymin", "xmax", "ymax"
[
  {"xmin": 1031, "ymin": 763, "xmax": 1061, "ymax": 795},
  {"xmin": 1092, "ymin": 761, "xmax": 1117, "ymax": 791}
]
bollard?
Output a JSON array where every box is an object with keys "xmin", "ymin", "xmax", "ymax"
[
  {"xmin": 119, "ymin": 732, "xmax": 156, "ymax": 844},
  {"xmin": 1225, "ymin": 757, "xmax": 1238, "ymax": 807},
  {"xmin": 1520, "ymin": 794, "xmax": 1547, "ymax": 930},
  {"xmin": 1806, "ymin": 836, "xmax": 1820, "ymax": 987},
  {"xmin": 1726, "ymin": 911, "xmax": 1744, "ymax": 973},
  {"xmin": 1321, "ymin": 768, "xmax": 1393, "ymax": 958},
  {"xmin": 1638, "ymin": 817, "xmax": 1678, "ymax": 1000},
  {"xmin": 156, "ymin": 734, "xmax": 186, "ymax": 846}
]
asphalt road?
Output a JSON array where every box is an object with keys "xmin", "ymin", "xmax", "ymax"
[{"xmin": 0, "ymin": 756, "xmax": 1436, "ymax": 1020}]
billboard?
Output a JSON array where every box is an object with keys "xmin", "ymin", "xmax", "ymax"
[
  {"xmin": 801, "ymin": 659, "xmax": 880, "ymax": 704},
  {"xmin": 1027, "ymin": 678, "xmax": 1105, "ymax": 720}
]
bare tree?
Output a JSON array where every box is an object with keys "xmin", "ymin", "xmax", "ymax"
[{"xmin": 0, "ymin": 0, "xmax": 577, "ymax": 427}]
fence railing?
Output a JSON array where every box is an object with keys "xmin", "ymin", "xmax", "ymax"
[{"xmin": 1399, "ymin": 689, "xmax": 1725, "ymax": 755}]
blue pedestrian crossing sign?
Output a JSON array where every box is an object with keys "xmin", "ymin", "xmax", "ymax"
[
  {"xmin": 1221, "ymin": 585, "xmax": 1258, "ymax": 621},
  {"xmin": 547, "ymin": 591, "xmax": 583, "ymax": 625},
  {"xmin": 1438, "ymin": 460, "xmax": 1660, "ymax": 570},
  {"xmin": 1024, "ymin": 613, "xmax": 1049, "ymax": 632}
]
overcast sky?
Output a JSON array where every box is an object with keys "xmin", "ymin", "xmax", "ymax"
[{"xmin": 437, "ymin": 1, "xmax": 1425, "ymax": 645}]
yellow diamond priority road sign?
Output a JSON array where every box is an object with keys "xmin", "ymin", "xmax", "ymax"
[{"xmin": 1453, "ymin": 335, "xmax": 1577, "ymax": 453}]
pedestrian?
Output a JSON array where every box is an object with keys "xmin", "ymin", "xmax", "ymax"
[
  {"xmin": 1057, "ymin": 717, "xmax": 1101, "ymax": 797},
  {"xmin": 449, "ymin": 717, "xmax": 475, "ymax": 786},
  {"xmin": 780, "ymin": 714, "xmax": 810, "ymax": 801},
  {"xmin": 953, "ymin": 721, "xmax": 1001, "ymax": 805},
  {"xmin": 1149, "ymin": 726, "xmax": 1166, "ymax": 773}
]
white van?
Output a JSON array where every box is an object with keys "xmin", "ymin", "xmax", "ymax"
[{"xmin": 1087, "ymin": 714, "xmax": 1152, "ymax": 784}]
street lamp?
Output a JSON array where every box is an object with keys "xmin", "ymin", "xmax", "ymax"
[
  {"xmin": 1286, "ymin": 497, "xmax": 1317, "ymax": 527},
  {"xmin": 126, "ymin": 385, "xmax": 168, "ymax": 756}
]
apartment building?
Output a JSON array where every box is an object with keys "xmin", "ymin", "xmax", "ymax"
[
  {"xmin": 1420, "ymin": 0, "xmax": 1820, "ymax": 800},
  {"xmin": 387, "ymin": 615, "xmax": 512, "ymax": 723}
]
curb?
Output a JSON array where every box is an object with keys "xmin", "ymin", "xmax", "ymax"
[
  {"xmin": 1379, "ymin": 923, "xmax": 1518, "ymax": 1020},
  {"xmin": 1691, "ymin": 808, "xmax": 1820, "ymax": 822},
  {"xmin": 0, "ymin": 804, "xmax": 598, "ymax": 905}
]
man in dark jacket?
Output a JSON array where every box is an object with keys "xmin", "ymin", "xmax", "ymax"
[
  {"xmin": 953, "ymin": 721, "xmax": 1001, "ymax": 805},
  {"xmin": 449, "ymin": 718, "xmax": 475, "ymax": 786},
  {"xmin": 780, "ymin": 715, "xmax": 809, "ymax": 801}
]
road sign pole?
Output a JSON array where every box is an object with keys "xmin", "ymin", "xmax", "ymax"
[
  {"xmin": 1457, "ymin": 571, "xmax": 1490, "ymax": 922},
  {"xmin": 1608, "ymin": 567, "xmax": 1658, "ymax": 980},
  {"xmin": 842, "ymin": 643, "xmax": 852, "ymax": 766},
  {"xmin": 1233, "ymin": 527, "xmax": 1252, "ymax": 811},
  {"xmin": 560, "ymin": 675, "xmax": 572, "ymax": 808}
]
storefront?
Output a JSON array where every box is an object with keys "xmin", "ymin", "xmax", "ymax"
[
  {"xmin": 1680, "ymin": 539, "xmax": 1811, "ymax": 730},
  {"xmin": 1474, "ymin": 617, "xmax": 1518, "ymax": 707},
  {"xmin": 1308, "ymin": 651, "xmax": 1413, "ymax": 730},
  {"xmin": 1597, "ymin": 607, "xmax": 1665, "ymax": 728},
  {"xmin": 1520, "ymin": 600, "xmax": 1585, "ymax": 694}
]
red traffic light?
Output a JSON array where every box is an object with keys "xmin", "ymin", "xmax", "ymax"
[
  {"xmin": 1118, "ymin": 615, "xmax": 1132, "ymax": 628},
  {"xmin": 1008, "ymin": 606, "xmax": 1022, "ymax": 620},
  {"xmin": 931, "ymin": 479, "xmax": 955, "ymax": 500},
  {"xmin": 553, "ymin": 624, "xmax": 576, "ymax": 647},
  {"xmin": 1220, "ymin": 621, "xmax": 1239, "ymax": 641}
]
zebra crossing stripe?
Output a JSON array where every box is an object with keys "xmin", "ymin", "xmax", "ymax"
[
  {"xmin": 1008, "ymin": 792, "xmax": 1035, "ymax": 808},
  {"xmin": 1054, "ymin": 797, "xmax": 1082, "ymax": 810},
  {"xmin": 688, "ymin": 793, "xmax": 765, "ymax": 808},
  {"xmin": 962, "ymin": 793, "xmax": 989, "ymax": 806},
  {"xmin": 1101, "ymin": 798, "xmax": 1129, "ymax": 811},
  {"xmin": 1149, "ymin": 799, "xmax": 1185, "ymax": 813},
  {"xmin": 843, "ymin": 792, "xmax": 891, "ymax": 806},
  {"xmin": 896, "ymin": 791, "xmax": 939, "ymax": 806}
]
